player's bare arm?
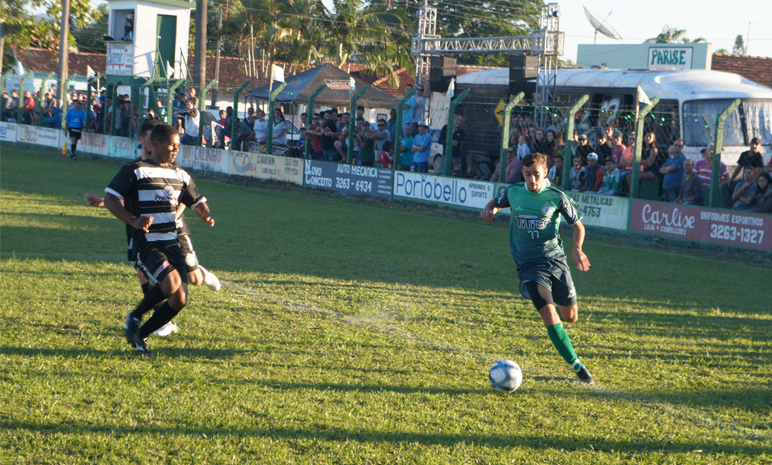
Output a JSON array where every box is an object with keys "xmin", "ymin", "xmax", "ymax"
[
  {"xmin": 481, "ymin": 199, "xmax": 500, "ymax": 222},
  {"xmin": 193, "ymin": 201, "xmax": 215, "ymax": 227},
  {"xmin": 85, "ymin": 192, "xmax": 105, "ymax": 207},
  {"xmin": 104, "ymin": 193, "xmax": 153, "ymax": 233},
  {"xmin": 571, "ymin": 221, "xmax": 590, "ymax": 272}
]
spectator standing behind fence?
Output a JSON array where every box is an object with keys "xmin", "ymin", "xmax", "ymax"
[
  {"xmin": 378, "ymin": 140, "xmax": 394, "ymax": 169},
  {"xmin": 43, "ymin": 106, "xmax": 62, "ymax": 128},
  {"xmin": 574, "ymin": 134, "xmax": 593, "ymax": 165},
  {"xmin": 582, "ymin": 153, "xmax": 605, "ymax": 193},
  {"xmin": 676, "ymin": 159, "xmax": 703, "ymax": 206},
  {"xmin": 548, "ymin": 156, "xmax": 563, "ymax": 186},
  {"xmin": 356, "ymin": 118, "xmax": 375, "ymax": 167},
  {"xmin": 387, "ymin": 108, "xmax": 397, "ymax": 145},
  {"xmin": 216, "ymin": 106, "xmax": 234, "ymax": 149},
  {"xmin": 660, "ymin": 144, "xmax": 686, "ymax": 202},
  {"xmin": 272, "ymin": 109, "xmax": 288, "ymax": 146},
  {"xmin": 3, "ymin": 89, "xmax": 18, "ymax": 121},
  {"xmin": 371, "ymin": 118, "xmax": 390, "ymax": 154},
  {"xmin": 569, "ymin": 156, "xmax": 587, "ymax": 192},
  {"xmin": 252, "ymin": 110, "xmax": 268, "ymax": 145},
  {"xmin": 402, "ymin": 84, "xmax": 414, "ymax": 132},
  {"xmin": 180, "ymin": 100, "xmax": 200, "ymax": 145},
  {"xmin": 694, "ymin": 145, "xmax": 729, "ymax": 190},
  {"xmin": 398, "ymin": 124, "xmax": 414, "ymax": 171},
  {"xmin": 439, "ymin": 114, "xmax": 466, "ymax": 175},
  {"xmin": 334, "ymin": 113, "xmax": 350, "ymax": 163},
  {"xmin": 307, "ymin": 113, "xmax": 323, "ymax": 159},
  {"xmin": 597, "ymin": 158, "xmax": 621, "ymax": 196},
  {"xmin": 321, "ymin": 111, "xmax": 338, "ymax": 162},
  {"xmin": 724, "ymin": 138, "xmax": 765, "ymax": 207},
  {"xmin": 233, "ymin": 108, "xmax": 254, "ymax": 151},
  {"xmin": 640, "ymin": 131, "xmax": 661, "ymax": 182},
  {"xmin": 412, "ymin": 120, "xmax": 432, "ymax": 173},
  {"xmin": 531, "ymin": 129, "xmax": 548, "ymax": 155},
  {"xmin": 516, "ymin": 134, "xmax": 531, "ymax": 160},
  {"xmin": 544, "ymin": 130, "xmax": 559, "ymax": 157},
  {"xmin": 410, "ymin": 85, "xmax": 425, "ymax": 135},
  {"xmin": 731, "ymin": 166, "xmax": 758, "ymax": 211},
  {"xmin": 750, "ymin": 173, "xmax": 772, "ymax": 213},
  {"xmin": 23, "ymin": 91, "xmax": 36, "ymax": 124},
  {"xmin": 594, "ymin": 132, "xmax": 611, "ymax": 165}
]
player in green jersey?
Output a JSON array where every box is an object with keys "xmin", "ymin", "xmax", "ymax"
[{"xmin": 482, "ymin": 153, "xmax": 594, "ymax": 384}]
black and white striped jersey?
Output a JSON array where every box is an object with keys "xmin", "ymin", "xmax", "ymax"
[{"xmin": 105, "ymin": 159, "xmax": 205, "ymax": 247}]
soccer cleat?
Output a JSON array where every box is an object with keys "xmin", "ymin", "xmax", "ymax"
[
  {"xmin": 131, "ymin": 338, "xmax": 155, "ymax": 357},
  {"xmin": 576, "ymin": 366, "xmax": 594, "ymax": 384},
  {"xmin": 199, "ymin": 266, "xmax": 221, "ymax": 291},
  {"xmin": 153, "ymin": 320, "xmax": 178, "ymax": 337},
  {"xmin": 124, "ymin": 313, "xmax": 142, "ymax": 346}
]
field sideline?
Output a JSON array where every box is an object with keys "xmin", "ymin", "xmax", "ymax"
[{"xmin": 1, "ymin": 145, "xmax": 770, "ymax": 464}]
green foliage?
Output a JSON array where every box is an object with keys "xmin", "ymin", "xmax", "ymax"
[
  {"xmin": 3, "ymin": 146, "xmax": 769, "ymax": 463},
  {"xmin": 644, "ymin": 25, "xmax": 706, "ymax": 44},
  {"xmin": 732, "ymin": 35, "xmax": 745, "ymax": 55},
  {"xmin": 70, "ymin": 2, "xmax": 109, "ymax": 55}
]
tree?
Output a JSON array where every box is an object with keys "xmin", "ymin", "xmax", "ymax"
[
  {"xmin": 732, "ymin": 35, "xmax": 745, "ymax": 55},
  {"xmin": 644, "ymin": 25, "xmax": 705, "ymax": 44},
  {"xmin": 715, "ymin": 48, "xmax": 728, "ymax": 54}
]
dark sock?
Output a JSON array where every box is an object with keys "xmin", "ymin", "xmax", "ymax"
[
  {"xmin": 129, "ymin": 285, "xmax": 167, "ymax": 320},
  {"xmin": 141, "ymin": 282, "xmax": 150, "ymax": 296},
  {"xmin": 72, "ymin": 141, "xmax": 78, "ymax": 153},
  {"xmin": 139, "ymin": 302, "xmax": 180, "ymax": 339}
]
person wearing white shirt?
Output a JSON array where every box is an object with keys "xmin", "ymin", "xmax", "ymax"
[{"xmin": 180, "ymin": 100, "xmax": 200, "ymax": 145}]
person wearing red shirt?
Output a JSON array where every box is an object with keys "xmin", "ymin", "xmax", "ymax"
[{"xmin": 307, "ymin": 113, "xmax": 323, "ymax": 160}]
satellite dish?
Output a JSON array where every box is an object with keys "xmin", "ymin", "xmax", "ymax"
[{"xmin": 582, "ymin": 4, "xmax": 622, "ymax": 43}]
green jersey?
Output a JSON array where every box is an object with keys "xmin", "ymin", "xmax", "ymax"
[{"xmin": 493, "ymin": 180, "xmax": 582, "ymax": 266}]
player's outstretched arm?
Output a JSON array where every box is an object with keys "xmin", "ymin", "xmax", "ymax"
[
  {"xmin": 571, "ymin": 221, "xmax": 591, "ymax": 272},
  {"xmin": 481, "ymin": 199, "xmax": 500, "ymax": 222},
  {"xmin": 193, "ymin": 201, "xmax": 215, "ymax": 227},
  {"xmin": 85, "ymin": 192, "xmax": 105, "ymax": 207},
  {"xmin": 104, "ymin": 193, "xmax": 153, "ymax": 233}
]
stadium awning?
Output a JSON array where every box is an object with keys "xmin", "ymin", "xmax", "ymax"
[{"xmin": 244, "ymin": 63, "xmax": 398, "ymax": 107}]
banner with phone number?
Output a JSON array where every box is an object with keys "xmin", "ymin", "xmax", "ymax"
[
  {"xmin": 630, "ymin": 200, "xmax": 770, "ymax": 250},
  {"xmin": 566, "ymin": 192, "xmax": 630, "ymax": 231}
]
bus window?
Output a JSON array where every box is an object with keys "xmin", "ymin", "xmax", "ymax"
[
  {"xmin": 644, "ymin": 99, "xmax": 679, "ymax": 150},
  {"xmin": 740, "ymin": 100, "xmax": 772, "ymax": 146},
  {"xmin": 683, "ymin": 100, "xmax": 744, "ymax": 148}
]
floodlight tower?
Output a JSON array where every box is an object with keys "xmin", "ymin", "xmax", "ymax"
[
  {"xmin": 412, "ymin": 0, "xmax": 438, "ymax": 89},
  {"xmin": 534, "ymin": 3, "xmax": 563, "ymax": 130}
]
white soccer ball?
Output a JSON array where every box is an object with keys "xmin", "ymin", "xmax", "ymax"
[{"xmin": 489, "ymin": 359, "xmax": 523, "ymax": 393}]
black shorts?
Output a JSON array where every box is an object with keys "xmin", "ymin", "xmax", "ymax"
[
  {"xmin": 68, "ymin": 128, "xmax": 82, "ymax": 140},
  {"xmin": 517, "ymin": 255, "xmax": 577, "ymax": 308},
  {"xmin": 177, "ymin": 233, "xmax": 199, "ymax": 273},
  {"xmin": 135, "ymin": 241, "xmax": 188, "ymax": 286}
]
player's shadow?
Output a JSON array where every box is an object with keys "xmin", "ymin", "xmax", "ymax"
[
  {"xmin": 0, "ymin": 346, "xmax": 249, "ymax": 361},
  {"xmin": 4, "ymin": 419, "xmax": 771, "ymax": 457}
]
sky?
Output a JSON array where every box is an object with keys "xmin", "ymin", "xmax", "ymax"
[{"xmin": 556, "ymin": 0, "xmax": 772, "ymax": 63}]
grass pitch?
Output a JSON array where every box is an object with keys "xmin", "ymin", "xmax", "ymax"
[{"xmin": 1, "ymin": 145, "xmax": 770, "ymax": 464}]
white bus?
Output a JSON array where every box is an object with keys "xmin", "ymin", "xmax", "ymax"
[{"xmin": 450, "ymin": 68, "xmax": 772, "ymax": 168}]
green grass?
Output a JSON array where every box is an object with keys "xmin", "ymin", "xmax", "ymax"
[{"xmin": 1, "ymin": 145, "xmax": 770, "ymax": 464}]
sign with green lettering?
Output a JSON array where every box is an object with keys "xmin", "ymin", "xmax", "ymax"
[{"xmin": 648, "ymin": 47, "xmax": 693, "ymax": 70}]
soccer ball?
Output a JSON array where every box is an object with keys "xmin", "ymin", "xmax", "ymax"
[{"xmin": 489, "ymin": 360, "xmax": 523, "ymax": 393}]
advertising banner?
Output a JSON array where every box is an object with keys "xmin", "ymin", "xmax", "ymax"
[
  {"xmin": 566, "ymin": 192, "xmax": 630, "ymax": 230},
  {"xmin": 229, "ymin": 151, "xmax": 303, "ymax": 185},
  {"xmin": 16, "ymin": 125, "xmax": 61, "ymax": 148},
  {"xmin": 79, "ymin": 132, "xmax": 108, "ymax": 156},
  {"xmin": 108, "ymin": 136, "xmax": 137, "ymax": 159},
  {"xmin": 630, "ymin": 200, "xmax": 771, "ymax": 251},
  {"xmin": 192, "ymin": 147, "xmax": 230, "ymax": 174},
  {"xmin": 304, "ymin": 160, "xmax": 393, "ymax": 200},
  {"xmin": 394, "ymin": 172, "xmax": 493, "ymax": 209},
  {"xmin": 106, "ymin": 42, "xmax": 133, "ymax": 76},
  {"xmin": 0, "ymin": 122, "xmax": 17, "ymax": 142}
]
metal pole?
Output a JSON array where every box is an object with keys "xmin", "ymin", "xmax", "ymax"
[
  {"xmin": 194, "ymin": 0, "xmax": 207, "ymax": 89},
  {"xmin": 709, "ymin": 98, "xmax": 742, "ymax": 208},
  {"xmin": 17, "ymin": 72, "xmax": 34, "ymax": 124},
  {"xmin": 347, "ymin": 86, "xmax": 369, "ymax": 164},
  {"xmin": 443, "ymin": 89, "xmax": 470, "ymax": 176},
  {"xmin": 166, "ymin": 79, "xmax": 185, "ymax": 125},
  {"xmin": 393, "ymin": 89, "xmax": 415, "ymax": 168},
  {"xmin": 212, "ymin": 8, "xmax": 223, "ymax": 107},
  {"xmin": 38, "ymin": 72, "xmax": 55, "ymax": 126},
  {"xmin": 560, "ymin": 94, "xmax": 590, "ymax": 190},
  {"xmin": 56, "ymin": 0, "xmax": 70, "ymax": 109},
  {"xmin": 630, "ymin": 97, "xmax": 660, "ymax": 199},
  {"xmin": 197, "ymin": 79, "xmax": 219, "ymax": 146},
  {"xmin": 498, "ymin": 92, "xmax": 524, "ymax": 182},
  {"xmin": 110, "ymin": 81, "xmax": 121, "ymax": 136},
  {"xmin": 305, "ymin": 84, "xmax": 326, "ymax": 158},
  {"xmin": 230, "ymin": 80, "xmax": 250, "ymax": 150},
  {"xmin": 266, "ymin": 81, "xmax": 287, "ymax": 155}
]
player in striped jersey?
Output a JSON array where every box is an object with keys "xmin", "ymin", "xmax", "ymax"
[
  {"xmin": 85, "ymin": 120, "xmax": 220, "ymax": 338},
  {"xmin": 104, "ymin": 123, "xmax": 216, "ymax": 356},
  {"xmin": 481, "ymin": 153, "xmax": 595, "ymax": 384}
]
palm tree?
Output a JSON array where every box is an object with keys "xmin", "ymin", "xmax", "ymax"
[{"xmin": 644, "ymin": 25, "xmax": 706, "ymax": 44}]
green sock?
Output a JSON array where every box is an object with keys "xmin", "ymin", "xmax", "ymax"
[{"xmin": 547, "ymin": 322, "xmax": 582, "ymax": 369}]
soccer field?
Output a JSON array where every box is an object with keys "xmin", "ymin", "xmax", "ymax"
[{"xmin": 1, "ymin": 145, "xmax": 770, "ymax": 464}]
